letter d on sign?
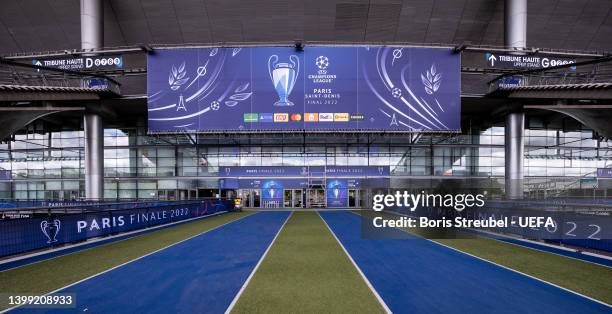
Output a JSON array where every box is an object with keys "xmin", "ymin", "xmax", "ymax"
[{"xmin": 85, "ymin": 58, "xmax": 93, "ymax": 68}]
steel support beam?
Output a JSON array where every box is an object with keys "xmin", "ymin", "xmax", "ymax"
[
  {"xmin": 504, "ymin": 0, "xmax": 526, "ymax": 199},
  {"xmin": 81, "ymin": 0, "xmax": 104, "ymax": 199},
  {"xmin": 504, "ymin": 0, "xmax": 527, "ymax": 49},
  {"xmin": 80, "ymin": 0, "xmax": 103, "ymax": 50},
  {"xmin": 84, "ymin": 113, "xmax": 104, "ymax": 199},
  {"xmin": 505, "ymin": 112, "xmax": 525, "ymax": 199}
]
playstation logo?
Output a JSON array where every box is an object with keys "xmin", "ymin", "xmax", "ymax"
[{"xmin": 41, "ymin": 219, "xmax": 61, "ymax": 244}]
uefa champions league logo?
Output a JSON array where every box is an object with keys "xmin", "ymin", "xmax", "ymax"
[
  {"xmin": 40, "ymin": 219, "xmax": 61, "ymax": 244},
  {"xmin": 268, "ymin": 55, "xmax": 299, "ymax": 106},
  {"xmin": 315, "ymin": 56, "xmax": 329, "ymax": 73}
]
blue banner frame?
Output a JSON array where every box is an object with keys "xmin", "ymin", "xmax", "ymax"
[{"xmin": 147, "ymin": 46, "xmax": 460, "ymax": 132}]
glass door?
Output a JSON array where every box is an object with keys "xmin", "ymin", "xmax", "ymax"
[
  {"xmin": 242, "ymin": 189, "xmax": 261, "ymax": 208},
  {"xmin": 284, "ymin": 190, "xmax": 292, "ymax": 208},
  {"xmin": 348, "ymin": 189, "xmax": 360, "ymax": 208},
  {"xmin": 307, "ymin": 189, "xmax": 326, "ymax": 208},
  {"xmin": 283, "ymin": 189, "xmax": 304, "ymax": 208},
  {"xmin": 293, "ymin": 189, "xmax": 303, "ymax": 208}
]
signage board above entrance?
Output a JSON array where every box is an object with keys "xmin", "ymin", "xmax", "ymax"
[
  {"xmin": 219, "ymin": 166, "xmax": 390, "ymax": 177},
  {"xmin": 147, "ymin": 46, "xmax": 461, "ymax": 133}
]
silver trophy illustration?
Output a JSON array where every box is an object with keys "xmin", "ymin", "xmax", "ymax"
[
  {"xmin": 41, "ymin": 219, "xmax": 61, "ymax": 244},
  {"xmin": 268, "ymin": 55, "xmax": 299, "ymax": 106},
  {"xmin": 269, "ymin": 188, "xmax": 275, "ymax": 199},
  {"xmin": 333, "ymin": 187, "xmax": 339, "ymax": 199}
]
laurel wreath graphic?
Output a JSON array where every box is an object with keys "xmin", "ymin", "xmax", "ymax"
[
  {"xmin": 168, "ymin": 62, "xmax": 189, "ymax": 91},
  {"xmin": 421, "ymin": 64, "xmax": 442, "ymax": 95},
  {"xmin": 225, "ymin": 83, "xmax": 252, "ymax": 107}
]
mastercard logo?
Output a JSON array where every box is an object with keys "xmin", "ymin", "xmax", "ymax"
[{"xmin": 290, "ymin": 113, "xmax": 302, "ymax": 121}]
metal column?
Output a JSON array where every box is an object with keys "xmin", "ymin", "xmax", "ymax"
[
  {"xmin": 505, "ymin": 113, "xmax": 525, "ymax": 199},
  {"xmin": 81, "ymin": 0, "xmax": 104, "ymax": 199},
  {"xmin": 80, "ymin": 0, "xmax": 103, "ymax": 50},
  {"xmin": 504, "ymin": 0, "xmax": 526, "ymax": 199},
  {"xmin": 504, "ymin": 0, "xmax": 527, "ymax": 49},
  {"xmin": 84, "ymin": 113, "xmax": 104, "ymax": 199}
]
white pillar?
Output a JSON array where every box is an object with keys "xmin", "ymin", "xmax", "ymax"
[
  {"xmin": 84, "ymin": 113, "xmax": 104, "ymax": 199},
  {"xmin": 504, "ymin": 0, "xmax": 527, "ymax": 49},
  {"xmin": 503, "ymin": 0, "xmax": 527, "ymax": 199},
  {"xmin": 505, "ymin": 113, "xmax": 525, "ymax": 199},
  {"xmin": 81, "ymin": 0, "xmax": 104, "ymax": 199}
]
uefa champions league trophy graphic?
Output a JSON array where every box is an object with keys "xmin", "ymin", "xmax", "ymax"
[
  {"xmin": 41, "ymin": 219, "xmax": 61, "ymax": 244},
  {"xmin": 333, "ymin": 185, "xmax": 339, "ymax": 199},
  {"xmin": 269, "ymin": 188, "xmax": 275, "ymax": 199},
  {"xmin": 268, "ymin": 55, "xmax": 299, "ymax": 106}
]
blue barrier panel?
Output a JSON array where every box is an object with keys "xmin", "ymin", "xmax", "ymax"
[
  {"xmin": 396, "ymin": 205, "xmax": 612, "ymax": 253},
  {"xmin": 0, "ymin": 199, "xmax": 233, "ymax": 257}
]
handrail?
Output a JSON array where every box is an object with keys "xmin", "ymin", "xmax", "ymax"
[{"xmin": 0, "ymin": 198, "xmax": 234, "ymax": 213}]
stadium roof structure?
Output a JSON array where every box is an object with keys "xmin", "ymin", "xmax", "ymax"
[{"xmin": 0, "ymin": 0, "xmax": 611, "ymax": 55}]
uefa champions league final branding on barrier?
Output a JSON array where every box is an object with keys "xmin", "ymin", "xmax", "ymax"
[
  {"xmin": 0, "ymin": 204, "xmax": 222, "ymax": 258},
  {"xmin": 146, "ymin": 46, "xmax": 461, "ymax": 132}
]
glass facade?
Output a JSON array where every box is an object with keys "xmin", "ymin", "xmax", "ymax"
[{"xmin": 1, "ymin": 121, "xmax": 611, "ymax": 201}]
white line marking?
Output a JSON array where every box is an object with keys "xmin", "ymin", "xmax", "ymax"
[
  {"xmin": 0, "ymin": 212, "xmax": 256, "ymax": 314},
  {"xmin": 318, "ymin": 211, "xmax": 392, "ymax": 314},
  {"xmin": 224, "ymin": 211, "xmax": 293, "ymax": 314},
  {"xmin": 388, "ymin": 210, "xmax": 612, "ymax": 269},
  {"xmin": 467, "ymin": 228, "xmax": 612, "ymax": 269},
  {"xmin": 0, "ymin": 211, "xmax": 228, "ymax": 273},
  {"xmin": 351, "ymin": 211, "xmax": 612, "ymax": 308},
  {"xmin": 583, "ymin": 251, "xmax": 612, "ymax": 261}
]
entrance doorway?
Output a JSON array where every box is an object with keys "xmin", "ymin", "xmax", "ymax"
[
  {"xmin": 284, "ymin": 189, "xmax": 304, "ymax": 208},
  {"xmin": 307, "ymin": 189, "xmax": 325, "ymax": 208},
  {"xmin": 242, "ymin": 189, "xmax": 261, "ymax": 208},
  {"xmin": 158, "ymin": 189, "xmax": 176, "ymax": 200},
  {"xmin": 197, "ymin": 189, "xmax": 216, "ymax": 198},
  {"xmin": 348, "ymin": 189, "xmax": 360, "ymax": 208}
]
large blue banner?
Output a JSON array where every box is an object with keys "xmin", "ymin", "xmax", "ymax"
[
  {"xmin": 147, "ymin": 46, "xmax": 460, "ymax": 132},
  {"xmin": 219, "ymin": 166, "xmax": 389, "ymax": 177},
  {"xmin": 0, "ymin": 200, "xmax": 232, "ymax": 257}
]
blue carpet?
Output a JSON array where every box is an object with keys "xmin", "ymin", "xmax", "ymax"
[
  {"xmin": 10, "ymin": 211, "xmax": 289, "ymax": 314},
  {"xmin": 0, "ymin": 212, "xmax": 227, "ymax": 272},
  {"xmin": 320, "ymin": 211, "xmax": 611, "ymax": 314}
]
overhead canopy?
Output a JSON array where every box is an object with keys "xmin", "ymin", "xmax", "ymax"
[{"xmin": 0, "ymin": 0, "xmax": 611, "ymax": 55}]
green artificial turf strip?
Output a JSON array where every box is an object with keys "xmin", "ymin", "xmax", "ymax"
[
  {"xmin": 0, "ymin": 211, "xmax": 251, "ymax": 310},
  {"xmin": 364, "ymin": 210, "xmax": 612, "ymax": 304},
  {"xmin": 231, "ymin": 211, "xmax": 386, "ymax": 314},
  {"xmin": 435, "ymin": 238, "xmax": 612, "ymax": 305}
]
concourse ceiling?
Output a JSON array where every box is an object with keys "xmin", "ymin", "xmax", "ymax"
[{"xmin": 0, "ymin": 0, "xmax": 610, "ymax": 55}]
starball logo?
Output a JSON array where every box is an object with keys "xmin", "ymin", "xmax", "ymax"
[{"xmin": 309, "ymin": 55, "xmax": 336, "ymax": 84}]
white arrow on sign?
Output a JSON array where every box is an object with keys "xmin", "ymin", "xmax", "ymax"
[{"xmin": 488, "ymin": 54, "xmax": 497, "ymax": 66}]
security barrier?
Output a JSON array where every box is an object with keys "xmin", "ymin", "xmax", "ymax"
[{"xmin": 0, "ymin": 199, "xmax": 233, "ymax": 258}]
